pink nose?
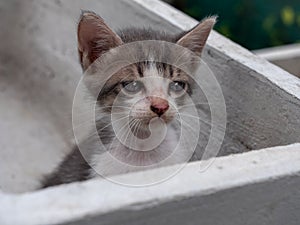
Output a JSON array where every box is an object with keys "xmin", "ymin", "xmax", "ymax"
[{"xmin": 149, "ymin": 97, "xmax": 169, "ymax": 117}]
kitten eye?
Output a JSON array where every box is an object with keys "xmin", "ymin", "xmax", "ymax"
[
  {"xmin": 169, "ymin": 81, "xmax": 187, "ymax": 93},
  {"xmin": 122, "ymin": 81, "xmax": 143, "ymax": 94}
]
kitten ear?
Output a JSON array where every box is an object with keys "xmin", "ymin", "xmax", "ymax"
[
  {"xmin": 177, "ymin": 16, "xmax": 217, "ymax": 56},
  {"xmin": 78, "ymin": 11, "xmax": 123, "ymax": 70}
]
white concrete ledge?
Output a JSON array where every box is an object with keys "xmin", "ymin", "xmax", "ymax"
[
  {"xmin": 254, "ymin": 44, "xmax": 300, "ymax": 77},
  {"xmin": 1, "ymin": 144, "xmax": 300, "ymax": 225},
  {"xmin": 254, "ymin": 44, "xmax": 300, "ymax": 61}
]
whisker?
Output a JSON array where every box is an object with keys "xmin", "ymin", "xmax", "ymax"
[
  {"xmin": 109, "ymin": 111, "xmax": 131, "ymax": 115},
  {"xmin": 106, "ymin": 119, "xmax": 134, "ymax": 153},
  {"xmin": 80, "ymin": 115, "xmax": 130, "ymax": 141},
  {"xmin": 97, "ymin": 115, "xmax": 130, "ymax": 133},
  {"xmin": 133, "ymin": 119, "xmax": 142, "ymax": 137},
  {"xmin": 178, "ymin": 102, "xmax": 211, "ymax": 109},
  {"xmin": 127, "ymin": 119, "xmax": 140, "ymax": 148},
  {"xmin": 134, "ymin": 120, "xmax": 144, "ymax": 149},
  {"xmin": 73, "ymin": 106, "xmax": 131, "ymax": 116},
  {"xmin": 99, "ymin": 106, "xmax": 132, "ymax": 110},
  {"xmin": 179, "ymin": 113, "xmax": 205, "ymax": 120},
  {"xmin": 128, "ymin": 119, "xmax": 138, "ymax": 137},
  {"xmin": 175, "ymin": 118, "xmax": 198, "ymax": 133},
  {"xmin": 114, "ymin": 118, "xmax": 139, "ymax": 152},
  {"xmin": 178, "ymin": 113, "xmax": 226, "ymax": 130},
  {"xmin": 115, "ymin": 118, "xmax": 133, "ymax": 140}
]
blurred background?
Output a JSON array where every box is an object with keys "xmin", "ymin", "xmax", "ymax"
[{"xmin": 165, "ymin": 0, "xmax": 300, "ymax": 50}]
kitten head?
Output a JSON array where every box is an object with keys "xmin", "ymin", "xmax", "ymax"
[{"xmin": 77, "ymin": 11, "xmax": 215, "ymax": 136}]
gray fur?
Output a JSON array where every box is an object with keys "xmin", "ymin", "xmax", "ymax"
[{"xmin": 42, "ymin": 12, "xmax": 214, "ymax": 188}]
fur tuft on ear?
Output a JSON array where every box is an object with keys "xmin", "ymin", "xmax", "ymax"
[
  {"xmin": 78, "ymin": 11, "xmax": 123, "ymax": 70},
  {"xmin": 177, "ymin": 16, "xmax": 217, "ymax": 56}
]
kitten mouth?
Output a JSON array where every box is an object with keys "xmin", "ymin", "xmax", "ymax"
[
  {"xmin": 160, "ymin": 114, "xmax": 175, "ymax": 123},
  {"xmin": 129, "ymin": 114, "xmax": 174, "ymax": 124},
  {"xmin": 128, "ymin": 117, "xmax": 151, "ymax": 139}
]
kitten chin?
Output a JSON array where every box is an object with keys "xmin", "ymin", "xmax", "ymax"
[
  {"xmin": 88, "ymin": 123, "xmax": 182, "ymax": 178},
  {"xmin": 42, "ymin": 11, "xmax": 216, "ymax": 188}
]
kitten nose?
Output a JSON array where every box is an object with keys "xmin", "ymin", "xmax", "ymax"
[{"xmin": 150, "ymin": 98, "xmax": 169, "ymax": 117}]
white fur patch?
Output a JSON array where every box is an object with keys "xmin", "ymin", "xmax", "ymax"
[{"xmin": 88, "ymin": 124, "xmax": 191, "ymax": 178}]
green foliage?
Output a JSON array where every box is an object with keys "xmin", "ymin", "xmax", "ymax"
[{"xmin": 170, "ymin": 0, "xmax": 300, "ymax": 50}]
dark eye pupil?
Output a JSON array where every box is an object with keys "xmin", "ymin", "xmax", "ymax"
[
  {"xmin": 170, "ymin": 81, "xmax": 186, "ymax": 92},
  {"xmin": 122, "ymin": 81, "xmax": 142, "ymax": 93}
]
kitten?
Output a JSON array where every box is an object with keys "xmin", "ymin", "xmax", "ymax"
[{"xmin": 42, "ymin": 11, "xmax": 216, "ymax": 187}]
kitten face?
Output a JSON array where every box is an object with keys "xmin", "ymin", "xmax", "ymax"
[
  {"xmin": 98, "ymin": 62, "xmax": 191, "ymax": 130},
  {"xmin": 76, "ymin": 11, "xmax": 216, "ymax": 170}
]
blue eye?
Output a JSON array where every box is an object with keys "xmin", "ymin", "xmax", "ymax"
[
  {"xmin": 122, "ymin": 81, "xmax": 143, "ymax": 94},
  {"xmin": 169, "ymin": 81, "xmax": 187, "ymax": 93}
]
